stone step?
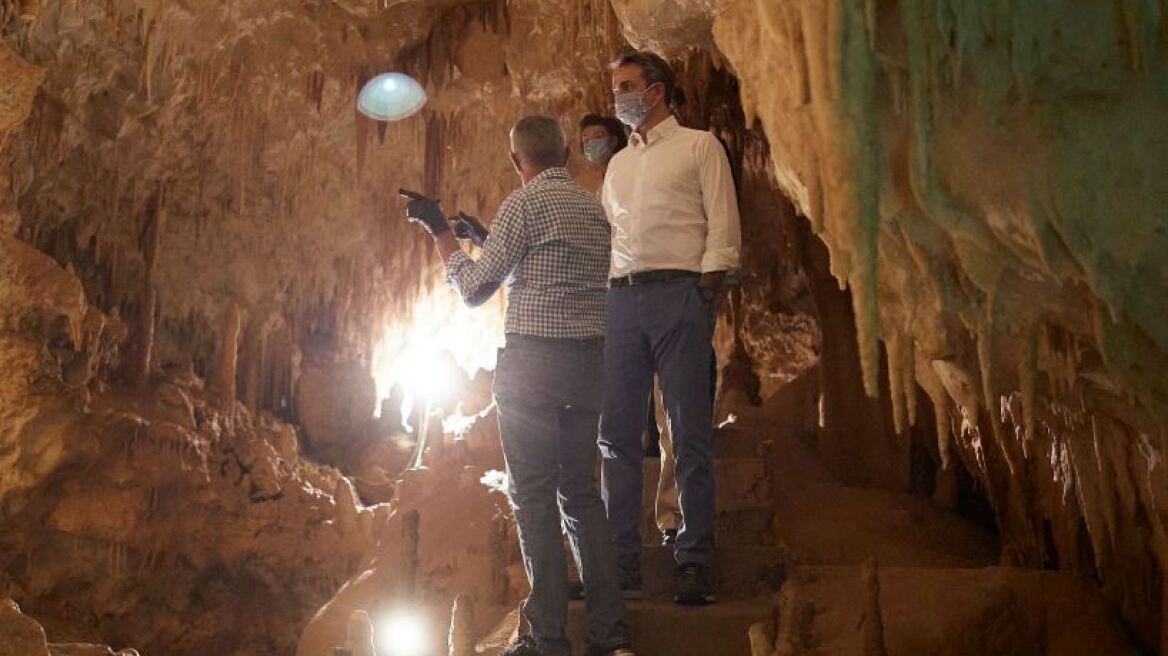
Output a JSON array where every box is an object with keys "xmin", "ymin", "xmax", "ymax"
[
  {"xmin": 636, "ymin": 545, "xmax": 786, "ymax": 602},
  {"xmin": 567, "ymin": 597, "xmax": 774, "ymax": 655},
  {"xmin": 712, "ymin": 425, "xmax": 775, "ymax": 459},
  {"xmin": 639, "ymin": 506, "xmax": 775, "ymax": 547},
  {"xmin": 639, "ymin": 456, "xmax": 775, "ymax": 548},
  {"xmin": 641, "ymin": 457, "xmax": 772, "ymax": 511},
  {"xmin": 647, "ymin": 425, "xmax": 774, "ymax": 460}
]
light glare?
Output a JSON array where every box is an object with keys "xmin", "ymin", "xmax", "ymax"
[
  {"xmin": 375, "ymin": 609, "xmax": 429, "ymax": 656},
  {"xmin": 398, "ymin": 348, "xmax": 451, "ymax": 401},
  {"xmin": 371, "ymin": 288, "xmax": 502, "ymax": 425}
]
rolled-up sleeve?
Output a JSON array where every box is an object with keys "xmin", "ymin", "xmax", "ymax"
[
  {"xmin": 446, "ymin": 194, "xmax": 527, "ymax": 306},
  {"xmin": 697, "ymin": 132, "xmax": 742, "ymax": 273}
]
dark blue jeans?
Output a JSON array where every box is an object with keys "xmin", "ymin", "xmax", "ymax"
[
  {"xmin": 600, "ymin": 278, "xmax": 716, "ymax": 571},
  {"xmin": 494, "ymin": 334, "xmax": 629, "ymax": 656}
]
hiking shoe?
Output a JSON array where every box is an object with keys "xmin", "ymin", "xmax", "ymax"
[
  {"xmin": 661, "ymin": 528, "xmax": 678, "ymax": 546},
  {"xmin": 565, "ymin": 574, "xmax": 640, "ymax": 602},
  {"xmin": 568, "ymin": 575, "xmax": 642, "ymax": 601},
  {"xmin": 589, "ymin": 647, "xmax": 637, "ymax": 656},
  {"xmin": 499, "ymin": 635, "xmax": 543, "ymax": 656},
  {"xmin": 674, "ymin": 562, "xmax": 716, "ymax": 605},
  {"xmin": 620, "ymin": 569, "xmax": 644, "ymax": 601},
  {"xmin": 568, "ymin": 580, "xmax": 585, "ymax": 600}
]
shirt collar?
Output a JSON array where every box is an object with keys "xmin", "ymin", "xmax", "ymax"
[
  {"xmin": 630, "ymin": 115, "xmax": 680, "ymax": 147},
  {"xmin": 524, "ymin": 166, "xmax": 571, "ymax": 186}
]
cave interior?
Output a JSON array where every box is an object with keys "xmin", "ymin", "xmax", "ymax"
[{"xmin": 1, "ymin": 0, "xmax": 1167, "ymax": 655}]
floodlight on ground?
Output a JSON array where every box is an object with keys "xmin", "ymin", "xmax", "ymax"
[
  {"xmin": 374, "ymin": 608, "xmax": 430, "ymax": 656},
  {"xmin": 396, "ymin": 347, "xmax": 452, "ymax": 403}
]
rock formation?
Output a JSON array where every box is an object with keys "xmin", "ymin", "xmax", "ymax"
[{"xmin": 2, "ymin": 0, "xmax": 1165, "ymax": 654}]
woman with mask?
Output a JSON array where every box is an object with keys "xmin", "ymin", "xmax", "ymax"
[{"xmin": 573, "ymin": 114, "xmax": 628, "ymax": 195}]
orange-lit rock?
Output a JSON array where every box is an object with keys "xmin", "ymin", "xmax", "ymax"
[{"xmin": 2, "ymin": 0, "xmax": 1165, "ymax": 653}]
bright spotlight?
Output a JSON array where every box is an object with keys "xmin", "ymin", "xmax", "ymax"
[
  {"xmin": 357, "ymin": 72, "xmax": 426, "ymax": 121},
  {"xmin": 398, "ymin": 348, "xmax": 452, "ymax": 402},
  {"xmin": 375, "ymin": 609, "xmax": 429, "ymax": 656}
]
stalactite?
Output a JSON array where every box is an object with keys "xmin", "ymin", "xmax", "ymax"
[
  {"xmin": 900, "ymin": 0, "xmax": 1008, "ymax": 259},
  {"xmin": 904, "ymin": 339, "xmax": 918, "ymax": 428},
  {"xmin": 887, "ymin": 333, "xmax": 907, "ymax": 436},
  {"xmin": 918, "ymin": 362, "xmax": 953, "ymax": 469},
  {"xmin": 1069, "ymin": 418, "xmax": 1109, "ymax": 573},
  {"xmin": 423, "ymin": 112, "xmax": 445, "ymax": 196},
  {"xmin": 1019, "ymin": 324, "xmax": 1039, "ymax": 450},
  {"xmin": 126, "ymin": 187, "xmax": 162, "ymax": 391},
  {"xmin": 355, "ymin": 108, "xmax": 369, "ymax": 180},
  {"xmin": 308, "ymin": 68, "xmax": 325, "ymax": 113},
  {"xmin": 838, "ymin": 0, "xmax": 882, "ymax": 398},
  {"xmin": 977, "ymin": 322, "xmax": 1016, "ymax": 475},
  {"xmin": 142, "ymin": 18, "xmax": 163, "ymax": 102},
  {"xmin": 212, "ymin": 304, "xmax": 241, "ymax": 407}
]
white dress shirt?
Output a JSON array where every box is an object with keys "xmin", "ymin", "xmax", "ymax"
[{"xmin": 600, "ymin": 116, "xmax": 742, "ymax": 278}]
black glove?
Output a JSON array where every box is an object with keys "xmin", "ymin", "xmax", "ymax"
[
  {"xmin": 399, "ymin": 189, "xmax": 449, "ymax": 236},
  {"xmin": 451, "ymin": 212, "xmax": 489, "ymax": 247}
]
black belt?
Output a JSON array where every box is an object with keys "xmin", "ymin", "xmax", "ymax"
[
  {"xmin": 506, "ymin": 334, "xmax": 604, "ymax": 348},
  {"xmin": 609, "ymin": 269, "xmax": 699, "ymax": 288}
]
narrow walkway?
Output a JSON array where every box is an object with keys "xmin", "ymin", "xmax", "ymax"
[{"xmin": 567, "ymin": 369, "xmax": 990, "ymax": 654}]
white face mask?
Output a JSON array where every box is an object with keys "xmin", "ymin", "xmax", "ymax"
[
  {"xmin": 582, "ymin": 137, "xmax": 615, "ymax": 164},
  {"xmin": 615, "ymin": 85, "xmax": 656, "ymax": 128}
]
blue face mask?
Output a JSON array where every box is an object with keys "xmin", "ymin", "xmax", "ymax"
[
  {"xmin": 582, "ymin": 137, "xmax": 615, "ymax": 164},
  {"xmin": 615, "ymin": 86, "xmax": 655, "ymax": 128}
]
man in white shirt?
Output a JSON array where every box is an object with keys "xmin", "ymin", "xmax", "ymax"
[{"xmin": 598, "ymin": 50, "xmax": 742, "ymax": 606}]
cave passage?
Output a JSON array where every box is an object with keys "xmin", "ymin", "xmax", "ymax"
[{"xmin": 1, "ymin": 1, "xmax": 1166, "ymax": 655}]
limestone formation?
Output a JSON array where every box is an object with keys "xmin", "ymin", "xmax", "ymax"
[
  {"xmin": 1, "ymin": 0, "xmax": 1166, "ymax": 654},
  {"xmin": 0, "ymin": 599, "xmax": 50, "ymax": 656}
]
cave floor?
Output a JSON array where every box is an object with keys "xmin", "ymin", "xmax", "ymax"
[{"xmin": 506, "ymin": 381, "xmax": 1137, "ymax": 656}]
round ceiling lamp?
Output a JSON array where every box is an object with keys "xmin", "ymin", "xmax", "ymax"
[{"xmin": 357, "ymin": 72, "xmax": 427, "ymax": 121}]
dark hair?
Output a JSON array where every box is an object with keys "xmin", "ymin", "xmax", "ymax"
[
  {"xmin": 610, "ymin": 50, "xmax": 676, "ymax": 108},
  {"xmin": 578, "ymin": 114, "xmax": 628, "ymax": 152},
  {"xmin": 511, "ymin": 115, "xmax": 566, "ymax": 167}
]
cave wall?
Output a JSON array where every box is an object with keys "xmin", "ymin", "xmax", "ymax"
[
  {"xmin": 2, "ymin": 0, "xmax": 631, "ymax": 420},
  {"xmin": 607, "ymin": 0, "xmax": 1167, "ymax": 647},
  {"xmin": 698, "ymin": 0, "xmax": 1167, "ymax": 648}
]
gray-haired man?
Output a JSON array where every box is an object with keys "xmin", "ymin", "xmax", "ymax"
[{"xmin": 405, "ymin": 116, "xmax": 634, "ymax": 656}]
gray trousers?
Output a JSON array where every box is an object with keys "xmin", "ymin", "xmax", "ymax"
[
  {"xmin": 600, "ymin": 277, "xmax": 716, "ymax": 570},
  {"xmin": 494, "ymin": 334, "xmax": 629, "ymax": 656}
]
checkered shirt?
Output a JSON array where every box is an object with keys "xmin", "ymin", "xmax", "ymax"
[{"xmin": 445, "ymin": 167, "xmax": 611, "ymax": 339}]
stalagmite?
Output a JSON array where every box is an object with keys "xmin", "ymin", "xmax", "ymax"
[
  {"xmin": 773, "ymin": 583, "xmax": 801, "ymax": 656},
  {"xmin": 0, "ymin": 42, "xmax": 44, "ymax": 137},
  {"xmin": 334, "ymin": 477, "xmax": 363, "ymax": 544},
  {"xmin": 748, "ymin": 621, "xmax": 776, "ymax": 656},
  {"xmin": 447, "ymin": 593, "xmax": 475, "ymax": 656},
  {"xmin": 399, "ymin": 509, "xmax": 420, "ymax": 599},
  {"xmin": 344, "ymin": 610, "xmax": 376, "ymax": 656},
  {"xmin": 859, "ymin": 557, "xmax": 887, "ymax": 656},
  {"xmin": 212, "ymin": 304, "xmax": 241, "ymax": 407}
]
